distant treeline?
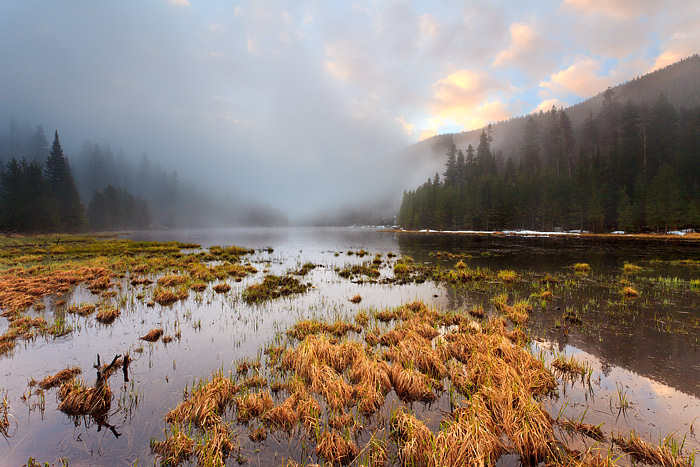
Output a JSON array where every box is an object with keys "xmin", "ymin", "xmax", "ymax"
[
  {"xmin": 0, "ymin": 131, "xmax": 150, "ymax": 232},
  {"xmin": 0, "ymin": 119, "xmax": 288, "ymax": 232},
  {"xmin": 398, "ymin": 90, "xmax": 700, "ymax": 233}
]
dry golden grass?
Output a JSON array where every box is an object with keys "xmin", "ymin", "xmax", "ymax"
[
  {"xmin": 58, "ymin": 379, "xmax": 111, "ymax": 416},
  {"xmin": 385, "ymin": 332, "xmax": 446, "ymax": 379},
  {"xmin": 67, "ymin": 304, "xmax": 96, "ymax": 316},
  {"xmin": 95, "ymin": 305, "xmax": 120, "ymax": 324},
  {"xmin": 157, "ymin": 274, "xmax": 188, "ymax": 287},
  {"xmin": 38, "ymin": 367, "xmax": 82, "ymax": 390},
  {"xmin": 150, "ymin": 426, "xmax": 195, "ymax": 466},
  {"xmin": 468, "ymin": 305, "xmax": 485, "ymax": 318},
  {"xmin": 328, "ymin": 412, "xmax": 357, "ymax": 431},
  {"xmin": 315, "ymin": 430, "xmax": 360, "ymax": 465},
  {"xmin": 165, "ymin": 373, "xmax": 238, "ymax": 428},
  {"xmin": 153, "ymin": 288, "xmax": 189, "ymax": 306},
  {"xmin": 621, "ymin": 286, "xmax": 640, "ymax": 298},
  {"xmin": 140, "ymin": 328, "xmax": 164, "ymax": 342},
  {"xmin": 389, "ymin": 363, "xmax": 438, "ymax": 403},
  {"xmin": 502, "ymin": 299, "xmax": 532, "ymax": 325},
  {"xmin": 235, "ymin": 390, "xmax": 274, "ymax": 423},
  {"xmin": 614, "ymin": 432, "xmax": 692, "ymax": 467},
  {"xmin": 212, "ymin": 283, "xmax": 231, "ymax": 293},
  {"xmin": 559, "ymin": 418, "xmax": 605, "ymax": 442},
  {"xmin": 349, "ymin": 294, "xmax": 362, "ymax": 304},
  {"xmin": 262, "ymin": 394, "xmax": 298, "ymax": 431},
  {"xmin": 194, "ymin": 423, "xmax": 236, "ymax": 467}
]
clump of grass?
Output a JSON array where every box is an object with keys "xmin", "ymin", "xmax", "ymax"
[
  {"xmin": 150, "ymin": 425, "xmax": 195, "ymax": 466},
  {"xmin": 95, "ymin": 305, "xmax": 120, "ymax": 324},
  {"xmin": 67, "ymin": 303, "xmax": 95, "ymax": 316},
  {"xmin": 623, "ymin": 262, "xmax": 643, "ymax": 274},
  {"xmin": 235, "ymin": 390, "xmax": 274, "ymax": 423},
  {"xmin": 573, "ymin": 263, "xmax": 591, "ymax": 273},
  {"xmin": 37, "ymin": 367, "xmax": 82, "ymax": 390},
  {"xmin": 497, "ymin": 269, "xmax": 518, "ymax": 283},
  {"xmin": 194, "ymin": 423, "xmax": 236, "ymax": 466},
  {"xmin": 212, "ymin": 283, "xmax": 231, "ymax": 293},
  {"xmin": 242, "ymin": 275, "xmax": 310, "ymax": 303},
  {"xmin": 165, "ymin": 372, "xmax": 238, "ymax": 427},
  {"xmin": 58, "ymin": 379, "xmax": 111, "ymax": 416},
  {"xmin": 338, "ymin": 263, "xmax": 381, "ymax": 280},
  {"xmin": 551, "ymin": 355, "xmax": 590, "ymax": 379},
  {"xmin": 614, "ymin": 431, "xmax": 693, "ymax": 466},
  {"xmin": 468, "ymin": 305, "xmax": 485, "ymax": 319},
  {"xmin": 315, "ymin": 430, "xmax": 359, "ymax": 465},
  {"xmin": 291, "ymin": 262, "xmax": 316, "ymax": 276},
  {"xmin": 559, "ymin": 418, "xmax": 605, "ymax": 442},
  {"xmin": 621, "ymin": 286, "xmax": 640, "ymax": 298},
  {"xmin": 157, "ymin": 274, "xmax": 188, "ymax": 287},
  {"xmin": 140, "ymin": 328, "xmax": 164, "ymax": 342},
  {"xmin": 501, "ymin": 299, "xmax": 532, "ymax": 325},
  {"xmin": 349, "ymin": 294, "xmax": 362, "ymax": 304},
  {"xmin": 153, "ymin": 287, "xmax": 189, "ymax": 306}
]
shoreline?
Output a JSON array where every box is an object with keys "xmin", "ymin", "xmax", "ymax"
[{"xmin": 380, "ymin": 228, "xmax": 700, "ymax": 242}]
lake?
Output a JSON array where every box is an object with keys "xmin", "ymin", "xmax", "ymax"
[{"xmin": 2, "ymin": 227, "xmax": 699, "ymax": 466}]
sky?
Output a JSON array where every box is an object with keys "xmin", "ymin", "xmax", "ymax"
[{"xmin": 1, "ymin": 0, "xmax": 698, "ymax": 219}]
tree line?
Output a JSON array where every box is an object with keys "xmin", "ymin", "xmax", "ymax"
[
  {"xmin": 0, "ymin": 130, "xmax": 151, "ymax": 232},
  {"xmin": 398, "ymin": 90, "xmax": 700, "ymax": 233}
]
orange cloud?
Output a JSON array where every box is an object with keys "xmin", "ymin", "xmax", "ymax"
[
  {"xmin": 539, "ymin": 59, "xmax": 612, "ymax": 97},
  {"xmin": 532, "ymin": 98, "xmax": 569, "ymax": 114}
]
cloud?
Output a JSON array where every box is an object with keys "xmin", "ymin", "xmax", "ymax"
[
  {"xmin": 167, "ymin": 0, "xmax": 190, "ymax": 7},
  {"xmin": 492, "ymin": 20, "xmax": 558, "ymax": 77},
  {"xmin": 532, "ymin": 98, "xmax": 569, "ymax": 113},
  {"xmin": 539, "ymin": 59, "xmax": 612, "ymax": 97},
  {"xmin": 652, "ymin": 13, "xmax": 700, "ymax": 70},
  {"xmin": 561, "ymin": 0, "xmax": 659, "ymax": 20},
  {"xmin": 395, "ymin": 116, "xmax": 414, "ymax": 136}
]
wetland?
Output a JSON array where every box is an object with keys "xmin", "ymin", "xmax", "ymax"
[{"xmin": 1, "ymin": 227, "xmax": 699, "ymax": 466}]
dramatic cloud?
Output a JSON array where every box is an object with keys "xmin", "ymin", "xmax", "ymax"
[{"xmin": 0, "ymin": 0, "xmax": 695, "ymax": 220}]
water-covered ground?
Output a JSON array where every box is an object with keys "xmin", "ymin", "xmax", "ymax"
[{"xmin": 1, "ymin": 227, "xmax": 699, "ymax": 465}]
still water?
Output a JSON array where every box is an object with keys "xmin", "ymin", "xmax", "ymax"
[{"xmin": 2, "ymin": 227, "xmax": 699, "ymax": 465}]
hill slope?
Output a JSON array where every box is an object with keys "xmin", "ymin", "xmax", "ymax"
[{"xmin": 413, "ymin": 54, "xmax": 700, "ymax": 168}]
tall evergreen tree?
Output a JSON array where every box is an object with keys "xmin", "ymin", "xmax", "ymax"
[{"xmin": 45, "ymin": 131, "xmax": 87, "ymax": 231}]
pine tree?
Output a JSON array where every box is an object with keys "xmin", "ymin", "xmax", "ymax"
[
  {"xmin": 45, "ymin": 131, "xmax": 87, "ymax": 231},
  {"xmin": 521, "ymin": 116, "xmax": 540, "ymax": 173}
]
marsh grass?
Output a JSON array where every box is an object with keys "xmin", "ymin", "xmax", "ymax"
[
  {"xmin": 212, "ymin": 283, "xmax": 231, "ymax": 294},
  {"xmin": 614, "ymin": 431, "xmax": 694, "ymax": 466},
  {"xmin": 242, "ymin": 275, "xmax": 310, "ymax": 303},
  {"xmin": 164, "ymin": 372, "xmax": 238, "ymax": 427},
  {"xmin": 95, "ymin": 305, "xmax": 120, "ymax": 324},
  {"xmin": 140, "ymin": 328, "xmax": 164, "ymax": 342},
  {"xmin": 36, "ymin": 367, "xmax": 82, "ymax": 390},
  {"xmin": 58, "ymin": 379, "xmax": 111, "ymax": 416}
]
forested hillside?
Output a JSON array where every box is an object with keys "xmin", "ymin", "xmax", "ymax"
[{"xmin": 398, "ymin": 58, "xmax": 700, "ymax": 233}]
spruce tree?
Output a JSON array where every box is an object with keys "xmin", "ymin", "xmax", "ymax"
[{"xmin": 45, "ymin": 131, "xmax": 87, "ymax": 231}]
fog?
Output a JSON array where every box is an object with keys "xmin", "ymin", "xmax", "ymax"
[
  {"xmin": 3, "ymin": 1, "xmax": 695, "ymax": 226},
  {"xmin": 0, "ymin": 1, "xmax": 440, "ymax": 225}
]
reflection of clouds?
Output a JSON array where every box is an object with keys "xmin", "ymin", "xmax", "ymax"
[{"xmin": 535, "ymin": 340, "xmax": 700, "ymax": 448}]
